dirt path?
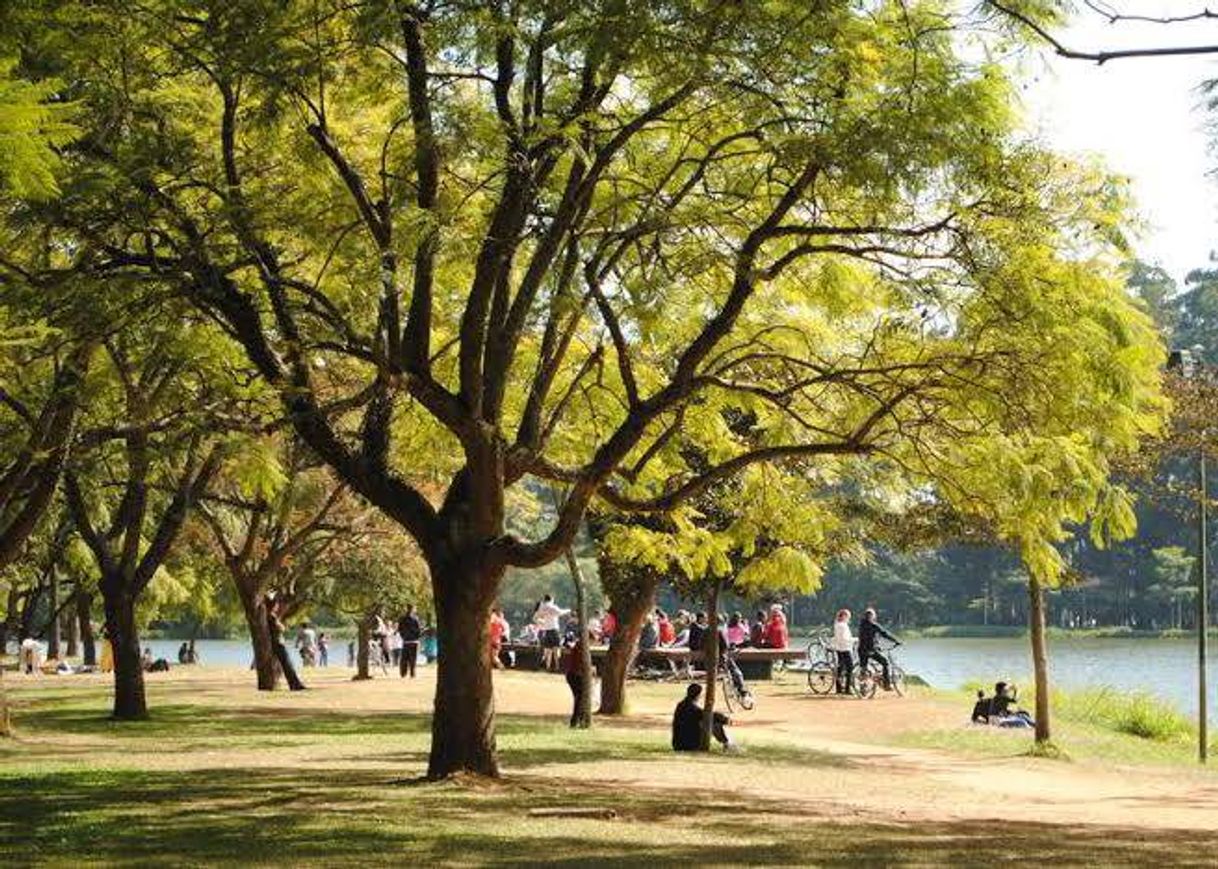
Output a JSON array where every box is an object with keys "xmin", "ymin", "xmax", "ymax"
[{"xmin": 8, "ymin": 664, "xmax": 1218, "ymax": 836}]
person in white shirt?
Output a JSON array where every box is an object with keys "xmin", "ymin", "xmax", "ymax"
[
  {"xmin": 296, "ymin": 623, "xmax": 318, "ymax": 667},
  {"xmin": 830, "ymin": 608, "xmax": 855, "ymax": 695},
  {"xmin": 533, "ymin": 594, "xmax": 570, "ymax": 671}
]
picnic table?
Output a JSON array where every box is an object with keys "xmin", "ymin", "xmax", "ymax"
[{"xmin": 500, "ymin": 642, "xmax": 805, "ymax": 680}]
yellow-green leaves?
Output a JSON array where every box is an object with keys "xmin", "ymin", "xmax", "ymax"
[{"xmin": 0, "ymin": 59, "xmax": 77, "ymax": 200}]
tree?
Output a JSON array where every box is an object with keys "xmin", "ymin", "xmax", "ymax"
[
  {"xmin": 320, "ymin": 520, "xmax": 430, "ymax": 682},
  {"xmin": 63, "ymin": 319, "xmax": 231, "ymax": 719},
  {"xmin": 15, "ymin": 0, "xmax": 1166, "ymax": 776},
  {"xmin": 198, "ymin": 439, "xmax": 353, "ymax": 690}
]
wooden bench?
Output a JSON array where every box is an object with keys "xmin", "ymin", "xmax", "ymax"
[{"xmin": 500, "ymin": 642, "xmax": 805, "ymax": 680}]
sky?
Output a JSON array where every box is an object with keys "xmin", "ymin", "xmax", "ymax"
[{"xmin": 1018, "ymin": 4, "xmax": 1218, "ymax": 286}]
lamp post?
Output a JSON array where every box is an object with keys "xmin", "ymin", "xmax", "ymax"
[{"xmin": 1169, "ymin": 345, "xmax": 1209, "ymax": 763}]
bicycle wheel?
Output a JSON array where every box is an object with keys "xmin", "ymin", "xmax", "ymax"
[
  {"xmin": 855, "ymin": 665, "xmax": 878, "ymax": 699},
  {"xmin": 807, "ymin": 662, "xmax": 835, "ymax": 695},
  {"xmin": 889, "ymin": 663, "xmax": 906, "ymax": 697},
  {"xmin": 719, "ymin": 675, "xmax": 736, "ymax": 713}
]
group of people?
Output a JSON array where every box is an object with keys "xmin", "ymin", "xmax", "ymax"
[
  {"xmin": 293, "ymin": 623, "xmax": 330, "ymax": 668},
  {"xmin": 356, "ymin": 605, "xmax": 436, "ymax": 677},
  {"xmin": 639, "ymin": 604, "xmax": 789, "ymax": 653},
  {"xmin": 828, "ymin": 607, "xmax": 901, "ymax": 694}
]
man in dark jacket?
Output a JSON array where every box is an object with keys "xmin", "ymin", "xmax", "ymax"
[
  {"xmin": 857, "ymin": 607, "xmax": 899, "ymax": 690},
  {"xmin": 672, "ymin": 683, "xmax": 732, "ymax": 751},
  {"xmin": 398, "ymin": 604, "xmax": 422, "ymax": 678}
]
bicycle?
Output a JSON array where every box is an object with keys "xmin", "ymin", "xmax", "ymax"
[
  {"xmin": 805, "ymin": 634, "xmax": 837, "ymax": 695},
  {"xmin": 855, "ymin": 641, "xmax": 905, "ymax": 699},
  {"xmin": 718, "ymin": 649, "xmax": 755, "ymax": 712}
]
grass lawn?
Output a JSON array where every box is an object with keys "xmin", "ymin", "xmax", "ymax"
[{"xmin": 2, "ymin": 667, "xmax": 1217, "ymax": 866}]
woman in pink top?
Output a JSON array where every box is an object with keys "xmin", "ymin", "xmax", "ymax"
[{"xmin": 725, "ymin": 612, "xmax": 748, "ymax": 647}]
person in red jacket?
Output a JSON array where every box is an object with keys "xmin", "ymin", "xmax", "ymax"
[
  {"xmin": 601, "ymin": 608, "xmax": 618, "ymax": 643},
  {"xmin": 763, "ymin": 604, "xmax": 789, "ymax": 649},
  {"xmin": 657, "ymin": 609, "xmax": 676, "ymax": 646}
]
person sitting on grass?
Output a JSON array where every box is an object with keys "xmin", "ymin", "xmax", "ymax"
[
  {"xmin": 990, "ymin": 682, "xmax": 1035, "ymax": 728},
  {"xmin": 672, "ymin": 683, "xmax": 735, "ymax": 751},
  {"xmin": 972, "ymin": 682, "xmax": 1035, "ymax": 728}
]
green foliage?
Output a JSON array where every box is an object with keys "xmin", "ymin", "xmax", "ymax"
[
  {"xmin": 0, "ymin": 58, "xmax": 77, "ymax": 199},
  {"xmin": 1054, "ymin": 687, "xmax": 1194, "ymax": 743}
]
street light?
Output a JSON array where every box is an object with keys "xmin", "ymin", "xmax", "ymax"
[{"xmin": 1169, "ymin": 345, "xmax": 1209, "ymax": 763}]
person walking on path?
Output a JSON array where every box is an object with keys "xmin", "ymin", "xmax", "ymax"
[
  {"xmin": 534, "ymin": 594, "xmax": 570, "ymax": 671},
  {"xmin": 830, "ymin": 608, "xmax": 854, "ymax": 695},
  {"xmin": 398, "ymin": 605, "xmax": 422, "ymax": 678},
  {"xmin": 562, "ymin": 635, "xmax": 587, "ymax": 727},
  {"xmin": 266, "ymin": 596, "xmax": 306, "ymax": 691},
  {"xmin": 489, "ymin": 607, "xmax": 510, "ymax": 669}
]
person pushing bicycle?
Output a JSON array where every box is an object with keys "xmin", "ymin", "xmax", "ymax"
[{"xmin": 858, "ymin": 607, "xmax": 900, "ymax": 691}]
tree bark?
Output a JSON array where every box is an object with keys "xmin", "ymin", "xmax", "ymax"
[
  {"xmin": 47, "ymin": 566, "xmax": 61, "ymax": 660},
  {"xmin": 77, "ymin": 590, "xmax": 96, "ymax": 667},
  {"xmin": 1028, "ymin": 574, "xmax": 1051, "ymax": 744},
  {"xmin": 64, "ymin": 598, "xmax": 80, "ymax": 659},
  {"xmin": 598, "ymin": 572, "xmax": 659, "ymax": 715},
  {"xmin": 1, "ymin": 583, "xmax": 18, "ymax": 654},
  {"xmin": 237, "ymin": 584, "xmax": 279, "ymax": 690},
  {"xmin": 700, "ymin": 583, "xmax": 721, "ymax": 752},
  {"xmin": 427, "ymin": 559, "xmax": 500, "ymax": 778},
  {"xmin": 354, "ymin": 613, "xmax": 373, "ymax": 680},
  {"xmin": 105, "ymin": 587, "xmax": 147, "ymax": 720},
  {"xmin": 564, "ymin": 546, "xmax": 592, "ymax": 728}
]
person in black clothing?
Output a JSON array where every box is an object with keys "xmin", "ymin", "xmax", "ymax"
[
  {"xmin": 857, "ymin": 607, "xmax": 899, "ymax": 690},
  {"xmin": 686, "ymin": 612, "xmax": 708, "ymax": 651},
  {"xmin": 398, "ymin": 604, "xmax": 422, "ymax": 678},
  {"xmin": 265, "ymin": 595, "xmax": 306, "ymax": 691},
  {"xmin": 562, "ymin": 635, "xmax": 587, "ymax": 728},
  {"xmin": 672, "ymin": 683, "xmax": 732, "ymax": 750}
]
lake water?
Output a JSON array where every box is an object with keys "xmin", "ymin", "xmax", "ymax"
[{"xmin": 139, "ymin": 635, "xmax": 1216, "ymax": 722}]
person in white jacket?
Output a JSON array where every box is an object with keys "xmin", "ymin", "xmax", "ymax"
[
  {"xmin": 533, "ymin": 595, "xmax": 570, "ymax": 671},
  {"xmin": 830, "ymin": 608, "xmax": 855, "ymax": 695}
]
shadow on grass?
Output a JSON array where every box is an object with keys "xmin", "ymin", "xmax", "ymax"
[
  {"xmin": 23, "ymin": 704, "xmax": 435, "ymax": 740},
  {"xmin": 1, "ymin": 766, "xmax": 1216, "ymax": 866}
]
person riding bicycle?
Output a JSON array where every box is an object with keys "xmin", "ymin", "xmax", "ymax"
[
  {"xmin": 857, "ymin": 607, "xmax": 900, "ymax": 691},
  {"xmin": 717, "ymin": 622, "xmax": 751, "ymax": 702}
]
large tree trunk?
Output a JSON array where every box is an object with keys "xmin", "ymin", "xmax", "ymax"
[
  {"xmin": 599, "ymin": 571, "xmax": 659, "ymax": 715},
  {"xmin": 428, "ymin": 559, "xmax": 500, "ymax": 779},
  {"xmin": 77, "ymin": 590, "xmax": 96, "ymax": 667},
  {"xmin": 105, "ymin": 587, "xmax": 147, "ymax": 720},
  {"xmin": 1028, "ymin": 575, "xmax": 1051, "ymax": 744},
  {"xmin": 64, "ymin": 600, "xmax": 80, "ymax": 659},
  {"xmin": 564, "ymin": 546, "xmax": 593, "ymax": 729},
  {"xmin": 354, "ymin": 613, "xmax": 373, "ymax": 680},
  {"xmin": 0, "ymin": 660, "xmax": 10, "ymax": 737},
  {"xmin": 0, "ymin": 583, "xmax": 18, "ymax": 654},
  {"xmin": 700, "ymin": 583, "xmax": 721, "ymax": 752},
  {"xmin": 237, "ymin": 583, "xmax": 279, "ymax": 691},
  {"xmin": 46, "ymin": 567, "xmax": 61, "ymax": 660}
]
